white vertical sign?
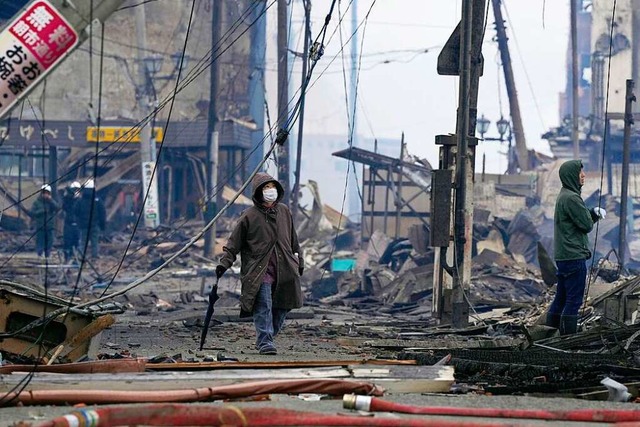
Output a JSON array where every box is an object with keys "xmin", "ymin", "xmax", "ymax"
[{"xmin": 141, "ymin": 161, "xmax": 159, "ymax": 227}]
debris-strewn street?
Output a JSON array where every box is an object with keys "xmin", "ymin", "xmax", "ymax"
[
  {"xmin": 2, "ymin": 1, "xmax": 640, "ymax": 426},
  {"xmin": 3, "ymin": 159, "xmax": 640, "ymax": 426}
]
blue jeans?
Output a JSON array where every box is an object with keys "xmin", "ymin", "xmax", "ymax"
[
  {"xmin": 254, "ymin": 283, "xmax": 289, "ymax": 350},
  {"xmin": 548, "ymin": 259, "xmax": 587, "ymax": 317}
]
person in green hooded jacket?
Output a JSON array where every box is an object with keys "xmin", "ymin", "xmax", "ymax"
[{"xmin": 546, "ymin": 159, "xmax": 605, "ymax": 334}]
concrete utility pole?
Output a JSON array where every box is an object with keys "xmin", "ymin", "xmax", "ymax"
[
  {"xmin": 277, "ymin": 0, "xmax": 290, "ymax": 202},
  {"xmin": 619, "ymin": 79, "xmax": 636, "ymax": 268},
  {"xmin": 348, "ymin": 0, "xmax": 360, "ymax": 218},
  {"xmin": 248, "ymin": 1, "xmax": 267, "ymax": 176},
  {"xmin": 204, "ymin": 0, "xmax": 222, "ymax": 259},
  {"xmin": 292, "ymin": 0, "xmax": 311, "ymax": 223},
  {"xmin": 135, "ymin": 3, "xmax": 160, "ymax": 229},
  {"xmin": 491, "ymin": 0, "xmax": 528, "ymax": 172},
  {"xmin": 0, "ymin": 0, "xmax": 126, "ymax": 121},
  {"xmin": 571, "ymin": 0, "xmax": 580, "ymax": 160},
  {"xmin": 451, "ymin": 0, "xmax": 474, "ymax": 329}
]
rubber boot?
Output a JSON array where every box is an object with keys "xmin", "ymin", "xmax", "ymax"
[
  {"xmin": 559, "ymin": 315, "xmax": 578, "ymax": 335},
  {"xmin": 545, "ymin": 313, "xmax": 561, "ymax": 329}
]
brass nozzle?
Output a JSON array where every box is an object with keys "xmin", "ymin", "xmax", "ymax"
[{"xmin": 343, "ymin": 394, "xmax": 357, "ymax": 410}]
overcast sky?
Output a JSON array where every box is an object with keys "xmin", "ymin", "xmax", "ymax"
[{"xmin": 266, "ymin": 0, "xmax": 570, "ymax": 174}]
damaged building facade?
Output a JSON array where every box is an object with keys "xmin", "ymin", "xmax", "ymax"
[
  {"xmin": 0, "ymin": 0, "xmax": 263, "ymax": 231},
  {"xmin": 5, "ymin": 2, "xmax": 640, "ymax": 424}
]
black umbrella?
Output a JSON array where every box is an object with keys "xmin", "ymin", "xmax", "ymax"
[{"xmin": 199, "ymin": 277, "xmax": 220, "ymax": 351}]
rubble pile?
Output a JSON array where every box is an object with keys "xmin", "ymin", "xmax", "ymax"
[{"xmin": 4, "ymin": 170, "xmax": 640, "ymax": 409}]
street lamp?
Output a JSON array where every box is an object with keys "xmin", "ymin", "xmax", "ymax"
[
  {"xmin": 477, "ymin": 114, "xmax": 490, "ymax": 138},
  {"xmin": 496, "ymin": 116, "xmax": 509, "ymax": 139},
  {"xmin": 476, "ymin": 115, "xmax": 510, "ymax": 142},
  {"xmin": 476, "ymin": 114, "xmax": 515, "ymax": 176},
  {"xmin": 144, "ymin": 52, "xmax": 190, "ymax": 81}
]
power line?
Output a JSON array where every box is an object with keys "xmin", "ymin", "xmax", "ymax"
[
  {"xmin": 99, "ymin": 0, "xmax": 198, "ymax": 297},
  {"xmin": 0, "ymin": 0, "xmax": 342, "ymax": 342}
]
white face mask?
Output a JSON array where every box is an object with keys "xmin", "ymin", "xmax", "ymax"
[{"xmin": 262, "ymin": 187, "xmax": 278, "ymax": 202}]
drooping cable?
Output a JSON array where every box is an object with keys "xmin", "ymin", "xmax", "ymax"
[
  {"xmin": 0, "ymin": 0, "xmax": 274, "ymax": 270},
  {"xmin": 98, "ymin": 0, "xmax": 198, "ymax": 297},
  {"xmin": 68, "ymin": 22, "xmax": 107, "ymax": 312},
  {"xmin": 0, "ymin": 0, "xmax": 340, "ymax": 338},
  {"xmin": 315, "ymin": 0, "xmax": 377, "ymax": 284}
]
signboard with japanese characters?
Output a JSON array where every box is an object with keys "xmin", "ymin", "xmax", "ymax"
[
  {"xmin": 141, "ymin": 161, "xmax": 160, "ymax": 228},
  {"xmin": 0, "ymin": 0, "xmax": 78, "ymax": 119},
  {"xmin": 86, "ymin": 126, "xmax": 165, "ymax": 144}
]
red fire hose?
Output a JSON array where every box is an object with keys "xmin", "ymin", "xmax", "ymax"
[
  {"xmin": 31, "ymin": 404, "xmax": 516, "ymax": 427},
  {"xmin": 3, "ymin": 379, "xmax": 382, "ymax": 406},
  {"xmin": 343, "ymin": 394, "xmax": 640, "ymax": 423}
]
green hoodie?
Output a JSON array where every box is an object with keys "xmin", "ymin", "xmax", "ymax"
[{"xmin": 554, "ymin": 160, "xmax": 598, "ymax": 261}]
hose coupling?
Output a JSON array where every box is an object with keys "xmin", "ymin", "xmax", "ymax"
[{"xmin": 343, "ymin": 394, "xmax": 372, "ymax": 411}]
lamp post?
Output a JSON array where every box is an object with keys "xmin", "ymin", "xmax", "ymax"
[{"xmin": 476, "ymin": 114, "xmax": 514, "ymax": 175}]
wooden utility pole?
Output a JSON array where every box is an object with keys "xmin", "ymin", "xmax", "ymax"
[
  {"xmin": 395, "ymin": 133, "xmax": 404, "ymax": 239},
  {"xmin": 619, "ymin": 79, "xmax": 635, "ymax": 268},
  {"xmin": 277, "ymin": 0, "xmax": 290, "ymax": 202},
  {"xmin": 491, "ymin": 0, "xmax": 528, "ymax": 171},
  {"xmin": 292, "ymin": 0, "xmax": 311, "ymax": 223},
  {"xmin": 204, "ymin": 0, "xmax": 222, "ymax": 258},
  {"xmin": 571, "ymin": 0, "xmax": 580, "ymax": 160}
]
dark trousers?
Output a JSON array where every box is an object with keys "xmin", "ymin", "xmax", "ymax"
[
  {"xmin": 36, "ymin": 228, "xmax": 54, "ymax": 257},
  {"xmin": 548, "ymin": 259, "xmax": 587, "ymax": 317},
  {"xmin": 79, "ymin": 227, "xmax": 100, "ymax": 259},
  {"xmin": 63, "ymin": 223, "xmax": 79, "ymax": 261}
]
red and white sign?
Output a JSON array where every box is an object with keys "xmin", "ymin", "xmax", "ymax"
[{"xmin": 0, "ymin": 0, "xmax": 78, "ymax": 118}]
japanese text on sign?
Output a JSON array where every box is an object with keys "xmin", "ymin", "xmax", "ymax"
[
  {"xmin": 86, "ymin": 126, "xmax": 164, "ymax": 143},
  {"xmin": 0, "ymin": 0, "xmax": 78, "ymax": 118},
  {"xmin": 141, "ymin": 161, "xmax": 160, "ymax": 224}
]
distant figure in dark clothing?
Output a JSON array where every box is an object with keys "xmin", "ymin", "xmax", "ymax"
[
  {"xmin": 62, "ymin": 181, "xmax": 81, "ymax": 262},
  {"xmin": 76, "ymin": 179, "xmax": 106, "ymax": 259},
  {"xmin": 30, "ymin": 184, "xmax": 59, "ymax": 258}
]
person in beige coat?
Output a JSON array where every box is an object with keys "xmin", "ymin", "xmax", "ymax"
[{"xmin": 216, "ymin": 172, "xmax": 303, "ymax": 355}]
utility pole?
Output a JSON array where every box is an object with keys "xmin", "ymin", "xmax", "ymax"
[
  {"xmin": 570, "ymin": 0, "xmax": 580, "ymax": 160},
  {"xmin": 491, "ymin": 0, "xmax": 528, "ymax": 172},
  {"xmin": 204, "ymin": 0, "xmax": 222, "ymax": 259},
  {"xmin": 432, "ymin": 0, "xmax": 486, "ymax": 328},
  {"xmin": 0, "ymin": 0, "xmax": 126, "ymax": 121},
  {"xmin": 451, "ymin": 0, "xmax": 474, "ymax": 329},
  {"xmin": 619, "ymin": 79, "xmax": 635, "ymax": 269},
  {"xmin": 277, "ymin": 0, "xmax": 290, "ymax": 202},
  {"xmin": 248, "ymin": 1, "xmax": 267, "ymax": 176},
  {"xmin": 135, "ymin": 3, "xmax": 160, "ymax": 229},
  {"xmin": 292, "ymin": 0, "xmax": 311, "ymax": 223},
  {"xmin": 348, "ymin": 0, "xmax": 359, "ymax": 218}
]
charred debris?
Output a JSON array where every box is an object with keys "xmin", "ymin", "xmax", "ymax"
[{"xmin": 1, "ymin": 147, "xmax": 640, "ymax": 403}]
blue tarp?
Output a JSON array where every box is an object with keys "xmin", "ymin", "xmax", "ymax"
[{"xmin": 331, "ymin": 258, "xmax": 356, "ymax": 272}]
